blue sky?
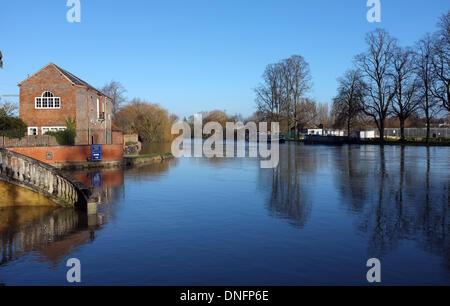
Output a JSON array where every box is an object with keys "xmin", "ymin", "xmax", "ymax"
[{"xmin": 1, "ymin": 0, "xmax": 449, "ymax": 118}]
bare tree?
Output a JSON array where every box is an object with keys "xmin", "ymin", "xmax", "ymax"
[
  {"xmin": 415, "ymin": 34, "xmax": 442, "ymax": 142},
  {"xmin": 391, "ymin": 46, "xmax": 420, "ymax": 141},
  {"xmin": 281, "ymin": 55, "xmax": 312, "ymax": 137},
  {"xmin": 356, "ymin": 29, "xmax": 398, "ymax": 141},
  {"xmin": 431, "ymin": 11, "xmax": 450, "ymax": 112},
  {"xmin": 295, "ymin": 98, "xmax": 319, "ymax": 129},
  {"xmin": 101, "ymin": 81, "xmax": 127, "ymax": 119},
  {"xmin": 255, "ymin": 63, "xmax": 283, "ymax": 123},
  {"xmin": 255, "ymin": 55, "xmax": 312, "ymax": 137},
  {"xmin": 438, "ymin": 10, "xmax": 450, "ymax": 44},
  {"xmin": 332, "ymin": 69, "xmax": 366, "ymax": 137},
  {"xmin": 0, "ymin": 98, "xmax": 18, "ymax": 117},
  {"xmin": 316, "ymin": 103, "xmax": 330, "ymax": 128}
]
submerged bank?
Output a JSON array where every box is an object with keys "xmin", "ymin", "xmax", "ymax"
[
  {"xmin": 55, "ymin": 153, "xmax": 174, "ymax": 170},
  {"xmin": 123, "ymin": 153, "xmax": 174, "ymax": 168}
]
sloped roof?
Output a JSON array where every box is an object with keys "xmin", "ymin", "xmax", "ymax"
[
  {"xmin": 20, "ymin": 63, "xmax": 111, "ymax": 99},
  {"xmin": 53, "ymin": 64, "xmax": 97, "ymax": 91}
]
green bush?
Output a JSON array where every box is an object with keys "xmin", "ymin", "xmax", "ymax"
[
  {"xmin": 46, "ymin": 129, "xmax": 76, "ymax": 146},
  {"xmin": 45, "ymin": 116, "xmax": 77, "ymax": 146},
  {"xmin": 0, "ymin": 128, "xmax": 26, "ymax": 139},
  {"xmin": 0, "ymin": 112, "xmax": 27, "ymax": 138}
]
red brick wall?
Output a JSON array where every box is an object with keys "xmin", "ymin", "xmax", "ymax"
[
  {"xmin": 19, "ymin": 64, "xmax": 77, "ymax": 130},
  {"xmin": 9, "ymin": 145, "xmax": 123, "ymax": 164},
  {"xmin": 112, "ymin": 130, "xmax": 123, "ymax": 145}
]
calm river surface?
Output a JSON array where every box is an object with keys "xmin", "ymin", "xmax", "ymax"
[{"xmin": 0, "ymin": 143, "xmax": 449, "ymax": 285}]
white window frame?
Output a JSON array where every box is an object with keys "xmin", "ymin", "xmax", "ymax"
[
  {"xmin": 96, "ymin": 98, "xmax": 100, "ymax": 119},
  {"xmin": 28, "ymin": 127, "xmax": 38, "ymax": 136},
  {"xmin": 35, "ymin": 91, "xmax": 61, "ymax": 109},
  {"xmin": 41, "ymin": 126, "xmax": 67, "ymax": 135}
]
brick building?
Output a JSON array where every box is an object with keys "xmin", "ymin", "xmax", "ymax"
[{"xmin": 18, "ymin": 63, "xmax": 117, "ymax": 145}]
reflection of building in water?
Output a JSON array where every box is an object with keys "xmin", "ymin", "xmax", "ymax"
[
  {"xmin": 70, "ymin": 168, "xmax": 125, "ymax": 205},
  {"xmin": 0, "ymin": 161, "xmax": 178, "ymax": 268},
  {"xmin": 0, "ymin": 207, "xmax": 95, "ymax": 266},
  {"xmin": 0, "ymin": 169, "xmax": 125, "ymax": 267}
]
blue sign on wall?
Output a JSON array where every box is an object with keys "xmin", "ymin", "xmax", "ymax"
[{"xmin": 91, "ymin": 145, "xmax": 103, "ymax": 161}]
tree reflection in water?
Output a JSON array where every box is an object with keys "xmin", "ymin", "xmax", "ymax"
[
  {"xmin": 0, "ymin": 144, "xmax": 448, "ymax": 279},
  {"xmin": 257, "ymin": 144, "xmax": 326, "ymax": 228},
  {"xmin": 257, "ymin": 143, "xmax": 448, "ymax": 270},
  {"xmin": 333, "ymin": 145, "xmax": 449, "ymax": 270}
]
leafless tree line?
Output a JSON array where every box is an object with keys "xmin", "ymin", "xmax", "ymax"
[
  {"xmin": 333, "ymin": 11, "xmax": 449, "ymax": 142},
  {"xmin": 255, "ymin": 55, "xmax": 334, "ymax": 135}
]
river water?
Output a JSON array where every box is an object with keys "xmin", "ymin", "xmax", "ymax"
[{"xmin": 0, "ymin": 143, "xmax": 449, "ymax": 285}]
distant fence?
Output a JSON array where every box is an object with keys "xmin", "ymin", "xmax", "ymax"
[
  {"xmin": 378, "ymin": 128, "xmax": 450, "ymax": 138},
  {"xmin": 0, "ymin": 135, "xmax": 59, "ymax": 148}
]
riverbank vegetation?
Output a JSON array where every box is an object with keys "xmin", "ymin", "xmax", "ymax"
[
  {"xmin": 0, "ymin": 99, "xmax": 27, "ymax": 138},
  {"xmin": 253, "ymin": 11, "xmax": 450, "ymax": 143},
  {"xmin": 95, "ymin": 11, "xmax": 449, "ymax": 147},
  {"xmin": 115, "ymin": 99, "xmax": 175, "ymax": 143},
  {"xmin": 334, "ymin": 11, "xmax": 449, "ymax": 143},
  {"xmin": 99, "ymin": 82, "xmax": 178, "ymax": 146},
  {"xmin": 46, "ymin": 117, "xmax": 76, "ymax": 146}
]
